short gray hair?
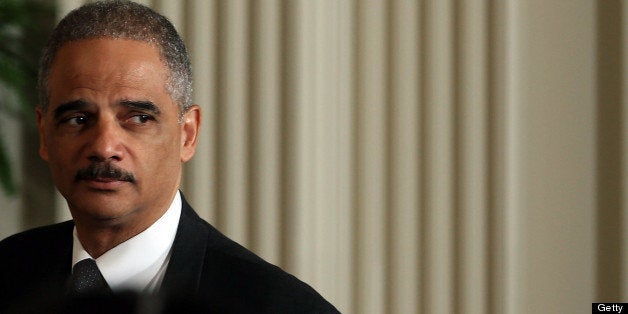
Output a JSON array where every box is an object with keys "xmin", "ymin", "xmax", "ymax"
[{"xmin": 38, "ymin": 0, "xmax": 192, "ymax": 113}]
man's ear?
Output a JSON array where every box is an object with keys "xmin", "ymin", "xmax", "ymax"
[
  {"xmin": 36, "ymin": 107, "xmax": 49, "ymax": 162},
  {"xmin": 180, "ymin": 104, "xmax": 201, "ymax": 162}
]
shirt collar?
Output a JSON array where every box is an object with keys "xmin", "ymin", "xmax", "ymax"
[{"xmin": 72, "ymin": 191, "xmax": 182, "ymax": 291}]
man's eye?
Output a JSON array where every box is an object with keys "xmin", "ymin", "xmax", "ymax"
[
  {"xmin": 62, "ymin": 115, "xmax": 88, "ymax": 125},
  {"xmin": 129, "ymin": 114, "xmax": 154, "ymax": 124}
]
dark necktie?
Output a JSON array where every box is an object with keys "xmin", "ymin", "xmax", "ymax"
[{"xmin": 67, "ymin": 258, "xmax": 111, "ymax": 296}]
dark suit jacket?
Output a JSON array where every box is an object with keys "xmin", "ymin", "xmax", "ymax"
[{"xmin": 0, "ymin": 195, "xmax": 338, "ymax": 313}]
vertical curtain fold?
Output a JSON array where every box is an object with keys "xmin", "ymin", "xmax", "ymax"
[
  {"xmin": 247, "ymin": 0, "xmax": 282, "ymax": 265},
  {"xmin": 386, "ymin": 1, "xmax": 420, "ymax": 313},
  {"xmin": 353, "ymin": 0, "xmax": 388, "ymax": 313},
  {"xmin": 183, "ymin": 0, "xmax": 216, "ymax": 223}
]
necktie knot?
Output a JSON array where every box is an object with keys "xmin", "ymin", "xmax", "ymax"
[{"xmin": 68, "ymin": 258, "xmax": 111, "ymax": 296}]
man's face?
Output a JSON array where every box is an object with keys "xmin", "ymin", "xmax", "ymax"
[{"xmin": 37, "ymin": 38, "xmax": 200, "ymax": 227}]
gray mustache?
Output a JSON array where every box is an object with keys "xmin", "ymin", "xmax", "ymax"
[{"xmin": 75, "ymin": 163, "xmax": 136, "ymax": 183}]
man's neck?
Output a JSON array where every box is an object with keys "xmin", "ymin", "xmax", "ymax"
[
  {"xmin": 74, "ymin": 205, "xmax": 171, "ymax": 258},
  {"xmin": 76, "ymin": 223, "xmax": 142, "ymax": 258}
]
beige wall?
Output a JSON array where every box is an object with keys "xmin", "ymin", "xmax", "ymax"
[{"xmin": 0, "ymin": 0, "xmax": 625, "ymax": 313}]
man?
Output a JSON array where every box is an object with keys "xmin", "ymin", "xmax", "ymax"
[{"xmin": 0, "ymin": 1, "xmax": 338, "ymax": 313}]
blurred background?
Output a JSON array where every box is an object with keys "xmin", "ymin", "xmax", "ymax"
[{"xmin": 0, "ymin": 0, "xmax": 625, "ymax": 313}]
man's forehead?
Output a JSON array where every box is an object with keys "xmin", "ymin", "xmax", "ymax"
[
  {"xmin": 46, "ymin": 39, "xmax": 177, "ymax": 112},
  {"xmin": 52, "ymin": 38, "xmax": 165, "ymax": 71}
]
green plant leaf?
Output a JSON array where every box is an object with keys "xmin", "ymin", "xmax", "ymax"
[
  {"xmin": 0, "ymin": 0, "xmax": 54, "ymax": 196},
  {"xmin": 0, "ymin": 130, "xmax": 16, "ymax": 196}
]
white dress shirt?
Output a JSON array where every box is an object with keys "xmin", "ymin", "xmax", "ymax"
[{"xmin": 71, "ymin": 191, "xmax": 182, "ymax": 293}]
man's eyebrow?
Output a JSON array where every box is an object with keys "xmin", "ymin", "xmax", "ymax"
[
  {"xmin": 53, "ymin": 100, "xmax": 90, "ymax": 120},
  {"xmin": 120, "ymin": 100, "xmax": 161, "ymax": 115}
]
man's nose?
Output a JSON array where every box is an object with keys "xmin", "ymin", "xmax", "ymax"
[{"xmin": 87, "ymin": 118, "xmax": 125, "ymax": 162}]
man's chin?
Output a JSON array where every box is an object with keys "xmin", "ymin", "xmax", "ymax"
[
  {"xmin": 66, "ymin": 195, "xmax": 137, "ymax": 223},
  {"xmin": 71, "ymin": 208, "xmax": 136, "ymax": 228}
]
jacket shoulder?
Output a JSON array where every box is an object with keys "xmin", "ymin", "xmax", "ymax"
[
  {"xmin": 0, "ymin": 221, "xmax": 74, "ymax": 313},
  {"xmin": 0, "ymin": 220, "xmax": 74, "ymax": 271},
  {"xmin": 201, "ymin": 243, "xmax": 339, "ymax": 313},
  {"xmin": 176, "ymin": 203, "xmax": 338, "ymax": 313},
  {"xmin": 0, "ymin": 220, "xmax": 74, "ymax": 256}
]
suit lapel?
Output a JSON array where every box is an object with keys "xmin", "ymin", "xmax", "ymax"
[{"xmin": 159, "ymin": 194, "xmax": 209, "ymax": 297}]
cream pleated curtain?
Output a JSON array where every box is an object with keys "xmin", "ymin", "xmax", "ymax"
[{"xmin": 2, "ymin": 0, "xmax": 622, "ymax": 313}]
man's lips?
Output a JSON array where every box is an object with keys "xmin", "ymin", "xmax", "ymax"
[
  {"xmin": 81, "ymin": 177, "xmax": 129, "ymax": 190},
  {"xmin": 89, "ymin": 177, "xmax": 123, "ymax": 182}
]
